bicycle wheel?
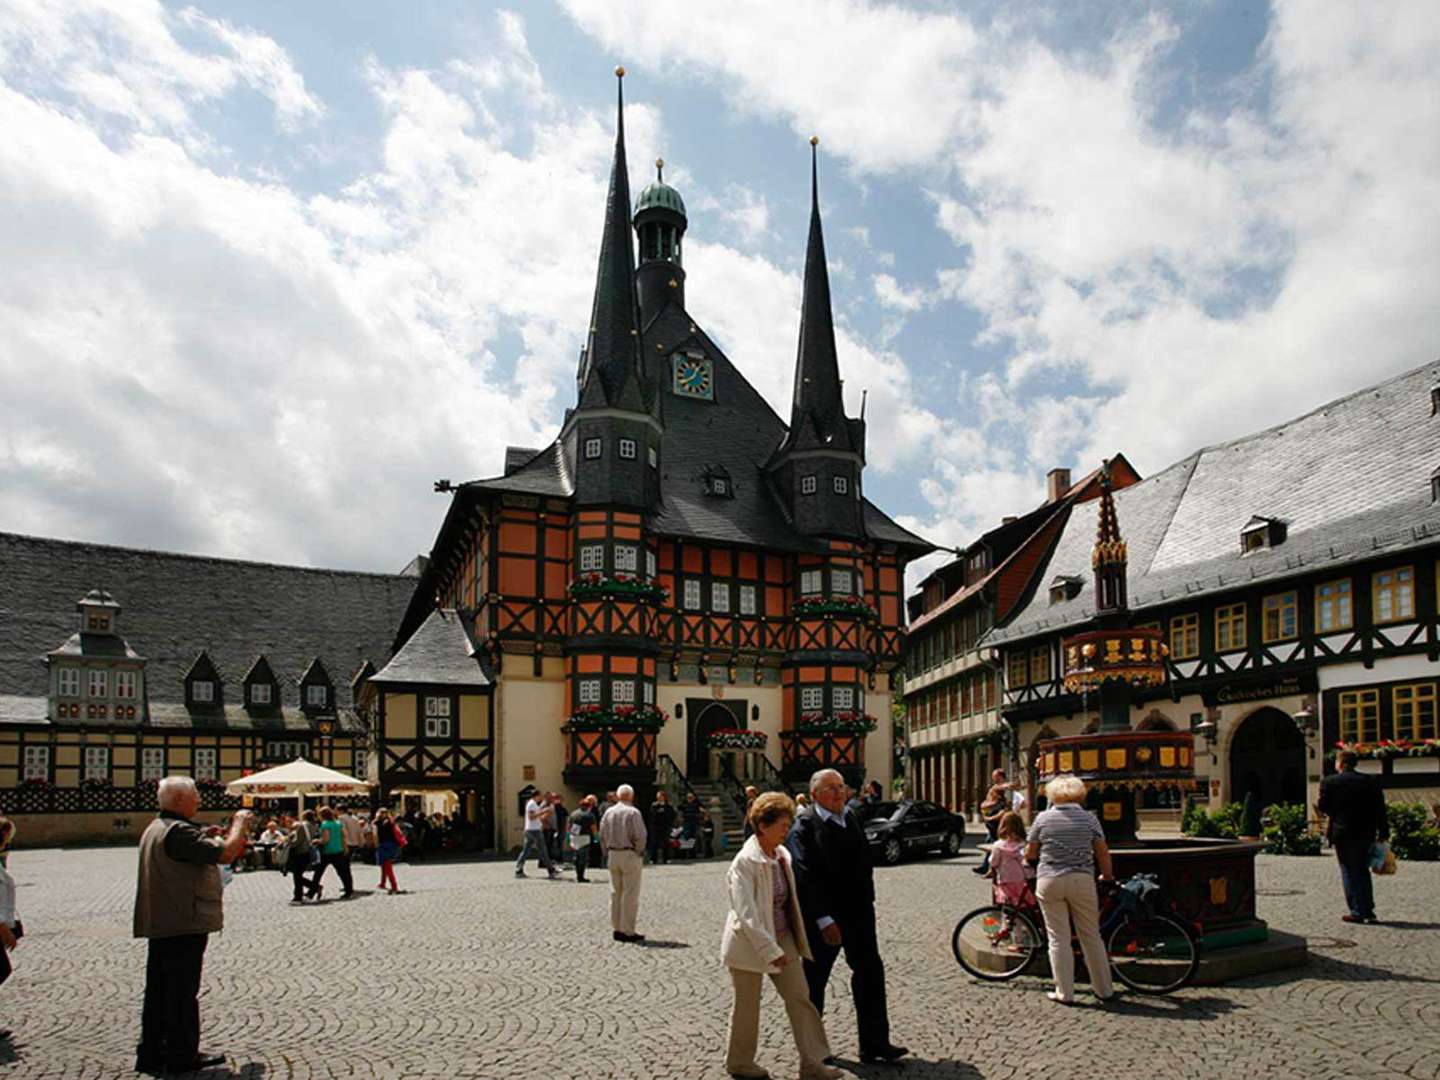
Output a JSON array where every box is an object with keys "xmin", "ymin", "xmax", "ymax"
[
  {"xmin": 952, "ymin": 905, "xmax": 1043, "ymax": 981},
  {"xmin": 1107, "ymin": 912, "xmax": 1198, "ymax": 994}
]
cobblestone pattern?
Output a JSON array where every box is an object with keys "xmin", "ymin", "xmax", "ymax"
[{"xmin": 2, "ymin": 844, "xmax": 1438, "ymax": 1079}]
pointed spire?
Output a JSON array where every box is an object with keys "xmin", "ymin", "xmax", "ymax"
[
  {"xmin": 578, "ymin": 66, "xmax": 645, "ymax": 412},
  {"xmin": 785, "ymin": 137, "xmax": 850, "ymax": 450},
  {"xmin": 1091, "ymin": 461, "xmax": 1129, "ymax": 613}
]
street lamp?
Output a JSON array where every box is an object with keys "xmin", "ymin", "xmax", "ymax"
[{"xmin": 1293, "ymin": 702, "xmax": 1318, "ymax": 758}]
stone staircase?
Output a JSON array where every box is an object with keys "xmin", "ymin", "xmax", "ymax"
[{"xmin": 690, "ymin": 778, "xmax": 747, "ymax": 851}]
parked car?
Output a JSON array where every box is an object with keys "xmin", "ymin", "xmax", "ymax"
[{"xmin": 859, "ymin": 800, "xmax": 967, "ymax": 866}]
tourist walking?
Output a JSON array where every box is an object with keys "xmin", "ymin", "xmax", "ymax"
[
  {"xmin": 284, "ymin": 810, "xmax": 323, "ymax": 903},
  {"xmin": 315, "ymin": 807, "xmax": 355, "ymax": 898},
  {"xmin": 1318, "ymin": 749, "xmax": 1390, "ymax": 923},
  {"xmin": 648, "ymin": 791, "xmax": 677, "ymax": 865},
  {"xmin": 515, "ymin": 789, "xmax": 558, "ymax": 879},
  {"xmin": 569, "ymin": 795, "xmax": 598, "ymax": 882},
  {"xmin": 1025, "ymin": 774, "xmax": 1115, "ymax": 1005},
  {"xmin": 599, "ymin": 783, "xmax": 647, "ymax": 942},
  {"xmin": 682, "ymin": 792, "xmax": 703, "ymax": 857},
  {"xmin": 132, "ymin": 777, "xmax": 251, "ymax": 1075},
  {"xmin": 549, "ymin": 792, "xmax": 570, "ymax": 865},
  {"xmin": 975, "ymin": 770, "xmax": 1010, "ymax": 875},
  {"xmin": 373, "ymin": 808, "xmax": 404, "ymax": 894},
  {"xmin": 339, "ymin": 807, "xmax": 364, "ymax": 862},
  {"xmin": 722, "ymin": 791, "xmax": 841, "ymax": 1080},
  {"xmin": 787, "ymin": 768, "xmax": 908, "ymax": 1065}
]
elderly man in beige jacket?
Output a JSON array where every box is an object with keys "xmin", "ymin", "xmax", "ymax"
[{"xmin": 721, "ymin": 792, "xmax": 841, "ymax": 1080}]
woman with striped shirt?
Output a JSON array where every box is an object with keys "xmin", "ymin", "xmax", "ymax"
[{"xmin": 1025, "ymin": 774, "xmax": 1116, "ymax": 1004}]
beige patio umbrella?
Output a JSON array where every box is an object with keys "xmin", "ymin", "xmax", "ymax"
[{"xmin": 225, "ymin": 757, "xmax": 370, "ymax": 808}]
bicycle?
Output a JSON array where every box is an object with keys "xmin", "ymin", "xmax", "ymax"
[{"xmin": 950, "ymin": 874, "xmax": 1198, "ymax": 994}]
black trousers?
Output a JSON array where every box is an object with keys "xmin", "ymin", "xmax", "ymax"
[
  {"xmin": 803, "ymin": 910, "xmax": 891, "ymax": 1055},
  {"xmin": 318, "ymin": 851, "xmax": 354, "ymax": 895},
  {"xmin": 573, "ymin": 843, "xmax": 590, "ymax": 881},
  {"xmin": 287, "ymin": 852, "xmax": 322, "ymax": 901},
  {"xmin": 648, "ymin": 830, "xmax": 670, "ymax": 864},
  {"xmin": 138, "ymin": 933, "xmax": 208, "ymax": 1069}
]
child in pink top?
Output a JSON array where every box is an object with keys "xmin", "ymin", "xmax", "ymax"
[{"xmin": 989, "ymin": 811, "xmax": 1034, "ymax": 906}]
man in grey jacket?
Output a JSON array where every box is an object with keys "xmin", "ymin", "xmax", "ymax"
[{"xmin": 133, "ymin": 777, "xmax": 250, "ymax": 1075}]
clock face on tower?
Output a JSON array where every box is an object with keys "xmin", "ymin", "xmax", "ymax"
[{"xmin": 671, "ymin": 352, "xmax": 714, "ymax": 400}]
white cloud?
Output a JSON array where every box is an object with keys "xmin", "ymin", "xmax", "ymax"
[{"xmin": 562, "ymin": 0, "xmax": 1440, "ymax": 597}]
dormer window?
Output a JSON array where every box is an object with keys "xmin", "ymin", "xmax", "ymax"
[
  {"xmin": 183, "ymin": 650, "xmax": 223, "ymax": 709},
  {"xmin": 299, "ymin": 657, "xmax": 335, "ymax": 713},
  {"xmin": 1240, "ymin": 516, "xmax": 1287, "ymax": 555},
  {"xmin": 249, "ymin": 682, "xmax": 272, "ymax": 706},
  {"xmin": 619, "ymin": 438, "xmax": 637, "ymax": 460},
  {"xmin": 1431, "ymin": 466, "xmax": 1440, "ymax": 503},
  {"xmin": 702, "ymin": 466, "xmax": 734, "ymax": 498},
  {"xmin": 801, "ymin": 475, "xmax": 817, "ymax": 495},
  {"xmin": 1431, "ymin": 385, "xmax": 1440, "ymax": 416},
  {"xmin": 242, "ymin": 655, "xmax": 280, "ymax": 711},
  {"xmin": 1049, "ymin": 575, "xmax": 1083, "ymax": 605},
  {"xmin": 833, "ymin": 476, "xmax": 849, "ymax": 495},
  {"xmin": 87, "ymin": 615, "xmax": 110, "ymax": 632},
  {"xmin": 583, "ymin": 438, "xmax": 602, "ymax": 460}
]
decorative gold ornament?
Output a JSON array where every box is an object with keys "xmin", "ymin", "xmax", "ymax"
[{"xmin": 615, "ymin": 66, "xmax": 626, "ymax": 77}]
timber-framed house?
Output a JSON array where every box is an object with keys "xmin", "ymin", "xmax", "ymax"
[{"xmin": 385, "ymin": 72, "xmax": 933, "ymax": 851}]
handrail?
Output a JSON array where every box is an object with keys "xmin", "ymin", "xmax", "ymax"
[
  {"xmin": 716, "ymin": 756, "xmax": 750, "ymax": 818},
  {"xmin": 656, "ymin": 753, "xmax": 699, "ymax": 805},
  {"xmin": 754, "ymin": 754, "xmax": 795, "ymax": 796}
]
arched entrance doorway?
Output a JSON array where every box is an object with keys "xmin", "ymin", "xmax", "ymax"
[
  {"xmin": 1228, "ymin": 707, "xmax": 1305, "ymax": 811},
  {"xmin": 688, "ymin": 701, "xmax": 744, "ymax": 778}
]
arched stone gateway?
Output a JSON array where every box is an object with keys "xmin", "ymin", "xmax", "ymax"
[
  {"xmin": 1228, "ymin": 706, "xmax": 1306, "ymax": 812},
  {"xmin": 688, "ymin": 701, "xmax": 744, "ymax": 778}
]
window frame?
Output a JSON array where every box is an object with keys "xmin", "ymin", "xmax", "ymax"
[
  {"xmin": 583, "ymin": 437, "xmax": 602, "ymax": 460},
  {"xmin": 830, "ymin": 568, "xmax": 854, "ymax": 596},
  {"xmin": 1393, "ymin": 683, "xmax": 1437, "ymax": 742},
  {"xmin": 190, "ymin": 679, "xmax": 214, "ymax": 704},
  {"xmin": 579, "ymin": 545, "xmax": 605, "ymax": 573},
  {"xmin": 305, "ymin": 683, "xmax": 329, "ymax": 708},
  {"xmin": 618, "ymin": 437, "xmax": 637, "ymax": 460},
  {"xmin": 193, "ymin": 747, "xmax": 217, "ymax": 781},
  {"xmin": 88, "ymin": 669, "xmax": 109, "ymax": 698},
  {"xmin": 22, "ymin": 745, "xmax": 50, "ymax": 782},
  {"xmin": 739, "ymin": 584, "xmax": 757, "ymax": 615},
  {"xmin": 711, "ymin": 581, "xmax": 731, "ymax": 613},
  {"xmin": 799, "ymin": 569, "xmax": 823, "ymax": 596},
  {"xmin": 115, "ymin": 670, "xmax": 137, "ymax": 699},
  {"xmin": 1006, "ymin": 650, "xmax": 1028, "ymax": 689},
  {"xmin": 248, "ymin": 681, "xmax": 273, "ymax": 706},
  {"xmin": 1315, "ymin": 579, "xmax": 1353, "ymax": 633},
  {"xmin": 683, "ymin": 579, "xmax": 702, "ymax": 610},
  {"xmin": 57, "ymin": 666, "xmax": 81, "ymax": 697},
  {"xmin": 1169, "ymin": 613, "xmax": 1200, "ymax": 660},
  {"xmin": 1214, "ymin": 603, "xmax": 1247, "ymax": 652},
  {"xmin": 1261, "ymin": 591, "xmax": 1298, "ymax": 644},
  {"xmin": 800, "ymin": 686, "xmax": 824, "ymax": 711},
  {"xmin": 578, "ymin": 679, "xmax": 601, "ymax": 705},
  {"xmin": 800, "ymin": 475, "xmax": 817, "ymax": 495},
  {"xmin": 1028, "ymin": 645, "xmax": 1051, "ymax": 685},
  {"xmin": 833, "ymin": 475, "xmax": 849, "ymax": 495},
  {"xmin": 1338, "ymin": 689, "xmax": 1380, "ymax": 744},
  {"xmin": 613, "ymin": 545, "xmax": 638, "ymax": 573},
  {"xmin": 832, "ymin": 686, "xmax": 855, "ymax": 710},
  {"xmin": 1372, "ymin": 566, "xmax": 1415, "ymax": 624},
  {"xmin": 140, "ymin": 746, "xmax": 166, "ymax": 782},
  {"xmin": 83, "ymin": 745, "xmax": 110, "ymax": 781},
  {"xmin": 612, "ymin": 680, "xmax": 636, "ymax": 704}
]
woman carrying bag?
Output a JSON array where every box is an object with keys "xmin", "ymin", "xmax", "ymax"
[{"xmin": 720, "ymin": 792, "xmax": 841, "ymax": 1080}]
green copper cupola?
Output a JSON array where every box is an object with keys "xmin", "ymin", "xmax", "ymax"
[{"xmin": 634, "ymin": 157, "xmax": 687, "ymax": 322}]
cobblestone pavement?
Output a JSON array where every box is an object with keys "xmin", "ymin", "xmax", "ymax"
[{"xmin": 3, "ymin": 843, "xmax": 1439, "ymax": 1080}]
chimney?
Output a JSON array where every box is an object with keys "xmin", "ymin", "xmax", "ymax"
[
  {"xmin": 1046, "ymin": 468, "xmax": 1071, "ymax": 503},
  {"xmin": 1001, "ymin": 516, "xmax": 1018, "ymax": 525}
]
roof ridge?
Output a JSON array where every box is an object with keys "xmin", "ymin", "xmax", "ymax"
[
  {"xmin": 0, "ymin": 531, "xmax": 408, "ymax": 581},
  {"xmin": 1188, "ymin": 357, "xmax": 1440, "ymax": 458}
]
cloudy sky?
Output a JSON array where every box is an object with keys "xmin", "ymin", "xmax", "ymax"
[{"xmin": 2, "ymin": 1, "xmax": 1436, "ymax": 589}]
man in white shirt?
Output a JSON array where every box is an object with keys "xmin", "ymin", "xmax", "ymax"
[
  {"xmin": 515, "ymin": 789, "xmax": 558, "ymax": 879},
  {"xmin": 339, "ymin": 809, "xmax": 364, "ymax": 860},
  {"xmin": 598, "ymin": 784, "xmax": 647, "ymax": 941}
]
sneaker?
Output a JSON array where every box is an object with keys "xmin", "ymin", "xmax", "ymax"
[
  {"xmin": 515, "ymin": 870, "xmax": 526, "ymax": 878},
  {"xmin": 1341, "ymin": 913, "xmax": 1364, "ymax": 924}
]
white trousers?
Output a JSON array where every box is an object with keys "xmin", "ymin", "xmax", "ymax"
[
  {"xmin": 726, "ymin": 934, "xmax": 831, "ymax": 1073},
  {"xmin": 608, "ymin": 849, "xmax": 643, "ymax": 934},
  {"xmin": 1036, "ymin": 871, "xmax": 1114, "ymax": 1000}
]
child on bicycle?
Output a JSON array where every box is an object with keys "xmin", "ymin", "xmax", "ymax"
[{"xmin": 989, "ymin": 811, "xmax": 1033, "ymax": 906}]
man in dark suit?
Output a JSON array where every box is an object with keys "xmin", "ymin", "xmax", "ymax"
[
  {"xmin": 787, "ymin": 768, "xmax": 908, "ymax": 1066},
  {"xmin": 1317, "ymin": 750, "xmax": 1390, "ymax": 923}
]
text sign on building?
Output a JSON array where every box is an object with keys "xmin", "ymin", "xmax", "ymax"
[{"xmin": 1202, "ymin": 672, "xmax": 1317, "ymax": 707}]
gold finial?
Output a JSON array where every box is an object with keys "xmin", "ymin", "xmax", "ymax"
[
  {"xmin": 615, "ymin": 65, "xmax": 625, "ymax": 78},
  {"xmin": 810, "ymin": 135, "xmax": 819, "ymax": 146},
  {"xmin": 656, "ymin": 157, "xmax": 664, "ymax": 182}
]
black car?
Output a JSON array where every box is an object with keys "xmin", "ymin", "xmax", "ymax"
[{"xmin": 858, "ymin": 799, "xmax": 967, "ymax": 865}]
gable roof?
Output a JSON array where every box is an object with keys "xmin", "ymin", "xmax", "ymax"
[
  {"xmin": 0, "ymin": 532, "xmax": 415, "ymax": 710},
  {"xmin": 994, "ymin": 361, "xmax": 1440, "ymax": 643},
  {"xmin": 371, "ymin": 608, "xmax": 492, "ymax": 688}
]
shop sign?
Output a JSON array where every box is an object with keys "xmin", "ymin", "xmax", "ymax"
[{"xmin": 1202, "ymin": 671, "xmax": 1316, "ymax": 707}]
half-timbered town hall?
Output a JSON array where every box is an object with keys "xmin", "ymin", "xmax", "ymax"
[{"xmin": 379, "ymin": 72, "xmax": 933, "ymax": 850}]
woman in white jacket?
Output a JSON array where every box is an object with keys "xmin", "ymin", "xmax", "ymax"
[{"xmin": 720, "ymin": 792, "xmax": 840, "ymax": 1080}]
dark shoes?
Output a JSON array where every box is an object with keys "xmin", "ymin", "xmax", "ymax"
[
  {"xmin": 1341, "ymin": 914, "xmax": 1364, "ymax": 924},
  {"xmin": 612, "ymin": 931, "xmax": 645, "ymax": 943},
  {"xmin": 137, "ymin": 1052, "xmax": 225, "ymax": 1075},
  {"xmin": 860, "ymin": 1044, "xmax": 910, "ymax": 1065}
]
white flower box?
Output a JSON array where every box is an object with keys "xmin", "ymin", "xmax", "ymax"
[
  {"xmin": 1391, "ymin": 757, "xmax": 1439, "ymax": 776},
  {"xmin": 1356, "ymin": 759, "xmax": 1382, "ymax": 775}
]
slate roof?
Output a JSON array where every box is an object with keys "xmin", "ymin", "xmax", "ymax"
[
  {"xmin": 371, "ymin": 608, "xmax": 492, "ymax": 688},
  {"xmin": 0, "ymin": 532, "xmax": 417, "ymax": 713},
  {"xmin": 993, "ymin": 361, "xmax": 1440, "ymax": 643}
]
